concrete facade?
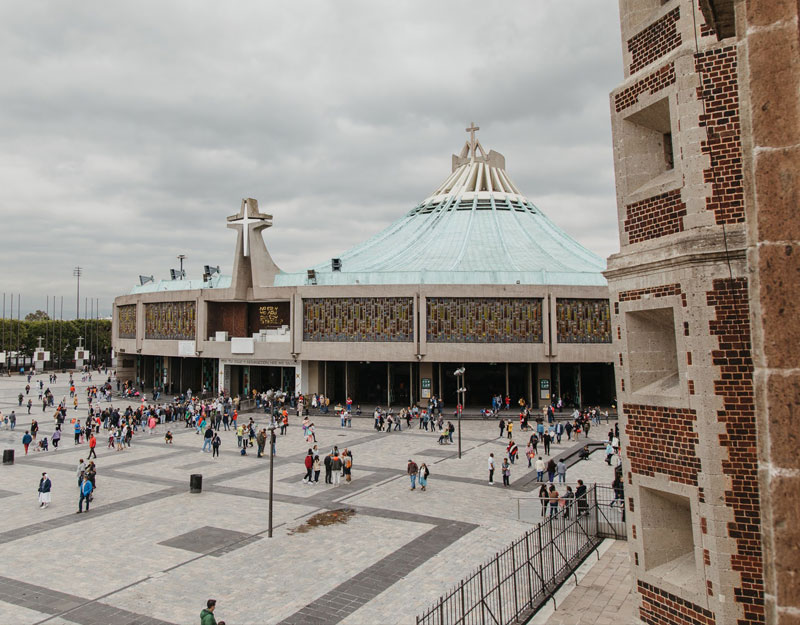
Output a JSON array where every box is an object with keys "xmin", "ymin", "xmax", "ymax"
[
  {"xmin": 606, "ymin": 1, "xmax": 786, "ymax": 623},
  {"xmin": 113, "ymin": 141, "xmax": 617, "ymax": 408}
]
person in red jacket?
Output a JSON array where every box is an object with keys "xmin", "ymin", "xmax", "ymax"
[
  {"xmin": 88, "ymin": 434, "xmax": 97, "ymax": 459},
  {"xmin": 302, "ymin": 449, "xmax": 313, "ymax": 484}
]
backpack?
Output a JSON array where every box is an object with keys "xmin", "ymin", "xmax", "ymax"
[
  {"xmin": 344, "ymin": 457, "xmax": 352, "ymax": 469},
  {"xmin": 81, "ymin": 481, "xmax": 93, "ymax": 496},
  {"xmin": 240, "ymin": 448, "xmax": 247, "ymax": 456}
]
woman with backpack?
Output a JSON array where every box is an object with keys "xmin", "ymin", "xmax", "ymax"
[{"xmin": 342, "ymin": 449, "xmax": 353, "ymax": 482}]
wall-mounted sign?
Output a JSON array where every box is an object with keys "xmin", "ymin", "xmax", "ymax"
[
  {"xmin": 421, "ymin": 378, "xmax": 431, "ymax": 389},
  {"xmin": 178, "ymin": 341, "xmax": 196, "ymax": 356},
  {"xmin": 221, "ymin": 358, "xmax": 296, "ymax": 367},
  {"xmin": 540, "ymin": 379, "xmax": 550, "ymax": 390}
]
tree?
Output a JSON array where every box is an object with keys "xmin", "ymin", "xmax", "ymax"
[{"xmin": 25, "ymin": 310, "xmax": 50, "ymax": 321}]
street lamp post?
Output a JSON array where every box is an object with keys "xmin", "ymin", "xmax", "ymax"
[
  {"xmin": 453, "ymin": 367, "xmax": 466, "ymax": 459},
  {"xmin": 267, "ymin": 422, "xmax": 277, "ymax": 537}
]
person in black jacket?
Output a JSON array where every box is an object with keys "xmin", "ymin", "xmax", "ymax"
[
  {"xmin": 575, "ymin": 480, "xmax": 588, "ymax": 517},
  {"xmin": 546, "ymin": 458, "xmax": 557, "ymax": 483}
]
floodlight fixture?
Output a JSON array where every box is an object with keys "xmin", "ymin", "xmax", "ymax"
[
  {"xmin": 307, "ymin": 269, "xmax": 317, "ymax": 285},
  {"xmin": 170, "ymin": 269, "xmax": 186, "ymax": 280},
  {"xmin": 203, "ymin": 265, "xmax": 220, "ymax": 277},
  {"xmin": 139, "ymin": 275, "xmax": 154, "ymax": 286}
]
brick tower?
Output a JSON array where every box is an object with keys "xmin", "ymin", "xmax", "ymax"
[{"xmin": 606, "ymin": 1, "xmax": 764, "ymax": 623}]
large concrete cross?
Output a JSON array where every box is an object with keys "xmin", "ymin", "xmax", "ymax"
[
  {"xmin": 465, "ymin": 122, "xmax": 480, "ymax": 159},
  {"xmin": 227, "ymin": 199, "xmax": 273, "ymax": 257}
]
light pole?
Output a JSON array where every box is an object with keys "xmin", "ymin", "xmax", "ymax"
[
  {"xmin": 453, "ymin": 367, "xmax": 466, "ymax": 458},
  {"xmin": 73, "ymin": 267, "xmax": 82, "ymax": 319},
  {"xmin": 267, "ymin": 421, "xmax": 277, "ymax": 537}
]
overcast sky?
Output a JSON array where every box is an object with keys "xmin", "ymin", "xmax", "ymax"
[{"xmin": 0, "ymin": 1, "xmax": 623, "ymax": 319}]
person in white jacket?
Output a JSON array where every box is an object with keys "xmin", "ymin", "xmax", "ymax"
[{"xmin": 535, "ymin": 456, "xmax": 545, "ymax": 482}]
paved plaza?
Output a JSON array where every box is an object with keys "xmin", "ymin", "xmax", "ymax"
[{"xmin": 0, "ymin": 372, "xmax": 621, "ymax": 624}]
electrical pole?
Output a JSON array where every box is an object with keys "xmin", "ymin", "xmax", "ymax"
[
  {"xmin": 73, "ymin": 266, "xmax": 82, "ymax": 319},
  {"xmin": 59, "ymin": 296, "xmax": 63, "ymax": 370},
  {"xmin": 16, "ymin": 294, "xmax": 21, "ymax": 372},
  {"xmin": 453, "ymin": 367, "xmax": 466, "ymax": 459},
  {"xmin": 269, "ymin": 425, "xmax": 276, "ymax": 537}
]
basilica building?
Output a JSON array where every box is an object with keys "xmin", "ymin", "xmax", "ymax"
[{"xmin": 112, "ymin": 128, "xmax": 614, "ymax": 408}]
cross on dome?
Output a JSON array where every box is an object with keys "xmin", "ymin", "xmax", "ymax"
[
  {"xmin": 466, "ymin": 122, "xmax": 480, "ymax": 158},
  {"xmin": 462, "ymin": 121, "xmax": 487, "ymax": 163},
  {"xmin": 227, "ymin": 199, "xmax": 272, "ymax": 257}
]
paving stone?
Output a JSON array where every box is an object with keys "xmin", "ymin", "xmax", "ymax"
[{"xmin": 0, "ymin": 372, "xmax": 624, "ymax": 624}]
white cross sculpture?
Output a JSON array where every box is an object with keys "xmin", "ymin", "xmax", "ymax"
[
  {"xmin": 466, "ymin": 122, "xmax": 480, "ymax": 160},
  {"xmin": 227, "ymin": 199, "xmax": 273, "ymax": 257}
]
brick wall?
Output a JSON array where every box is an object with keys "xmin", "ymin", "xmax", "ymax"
[
  {"xmin": 628, "ymin": 7, "xmax": 682, "ymax": 74},
  {"xmin": 615, "ymin": 63, "xmax": 676, "ymax": 112},
  {"xmin": 624, "ymin": 189, "xmax": 687, "ymax": 244},
  {"xmin": 707, "ymin": 278, "xmax": 765, "ymax": 624},
  {"xmin": 619, "ymin": 283, "xmax": 682, "ymax": 302},
  {"xmin": 696, "ymin": 46, "xmax": 744, "ymax": 224},
  {"xmin": 625, "ymin": 403, "xmax": 701, "ymax": 485},
  {"xmin": 638, "ymin": 581, "xmax": 716, "ymax": 625}
]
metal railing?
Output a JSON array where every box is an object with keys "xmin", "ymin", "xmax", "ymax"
[
  {"xmin": 417, "ymin": 485, "xmax": 624, "ymax": 625},
  {"xmin": 514, "ymin": 484, "xmax": 626, "ymax": 540}
]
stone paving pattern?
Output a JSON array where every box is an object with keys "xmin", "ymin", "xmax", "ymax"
[
  {"xmin": 538, "ymin": 541, "xmax": 634, "ymax": 625},
  {"xmin": 0, "ymin": 373, "xmax": 621, "ymax": 624}
]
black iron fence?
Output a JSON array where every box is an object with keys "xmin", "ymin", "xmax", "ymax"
[{"xmin": 417, "ymin": 484, "xmax": 625, "ymax": 625}]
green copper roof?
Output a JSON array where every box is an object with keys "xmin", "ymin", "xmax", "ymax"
[{"xmin": 274, "ymin": 144, "xmax": 607, "ymax": 288}]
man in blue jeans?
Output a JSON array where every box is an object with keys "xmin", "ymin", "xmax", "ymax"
[
  {"xmin": 77, "ymin": 478, "xmax": 93, "ymax": 513},
  {"xmin": 202, "ymin": 427, "xmax": 214, "ymax": 452},
  {"xmin": 407, "ymin": 460, "xmax": 418, "ymax": 490},
  {"xmin": 557, "ymin": 459, "xmax": 567, "ymax": 483}
]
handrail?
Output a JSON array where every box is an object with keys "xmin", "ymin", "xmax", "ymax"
[{"xmin": 416, "ymin": 488, "xmax": 621, "ymax": 625}]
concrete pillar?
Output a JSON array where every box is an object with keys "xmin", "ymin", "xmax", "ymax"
[
  {"xmin": 136, "ymin": 302, "xmax": 144, "ymax": 352},
  {"xmin": 409, "ymin": 362, "xmax": 414, "ymax": 407},
  {"xmin": 387, "ymin": 362, "xmax": 391, "ymax": 407},
  {"xmin": 217, "ymin": 359, "xmax": 226, "ymax": 395},
  {"xmin": 505, "ymin": 363, "xmax": 509, "ymax": 396},
  {"xmin": 345, "ymin": 361, "xmax": 349, "ymax": 399},
  {"xmin": 536, "ymin": 362, "xmax": 552, "ymax": 405},
  {"xmin": 295, "ymin": 361, "xmax": 310, "ymax": 395},
  {"xmin": 527, "ymin": 363, "xmax": 533, "ymax": 407},
  {"xmin": 305, "ymin": 361, "xmax": 319, "ymax": 395},
  {"xmin": 196, "ymin": 296, "xmax": 207, "ymax": 344},
  {"xmin": 419, "ymin": 360, "xmax": 432, "ymax": 405}
]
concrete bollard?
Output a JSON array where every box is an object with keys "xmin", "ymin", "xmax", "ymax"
[
  {"xmin": 3, "ymin": 449, "xmax": 14, "ymax": 465},
  {"xmin": 189, "ymin": 473, "xmax": 202, "ymax": 493}
]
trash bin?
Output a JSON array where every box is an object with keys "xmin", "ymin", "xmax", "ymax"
[
  {"xmin": 2, "ymin": 449, "xmax": 13, "ymax": 465},
  {"xmin": 190, "ymin": 474, "xmax": 202, "ymax": 493}
]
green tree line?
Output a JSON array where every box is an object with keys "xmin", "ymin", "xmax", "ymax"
[{"xmin": 0, "ymin": 319, "xmax": 111, "ymax": 365}]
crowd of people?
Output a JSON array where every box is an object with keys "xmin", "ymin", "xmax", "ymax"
[{"xmin": 5, "ymin": 371, "xmax": 623, "ymax": 527}]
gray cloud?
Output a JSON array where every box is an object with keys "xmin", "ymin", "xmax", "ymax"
[{"xmin": 0, "ymin": 0, "xmax": 622, "ymax": 317}]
